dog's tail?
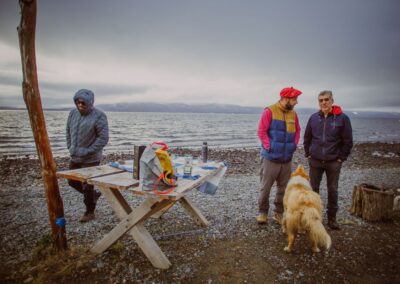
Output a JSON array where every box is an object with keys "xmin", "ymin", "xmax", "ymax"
[{"xmin": 302, "ymin": 208, "xmax": 332, "ymax": 250}]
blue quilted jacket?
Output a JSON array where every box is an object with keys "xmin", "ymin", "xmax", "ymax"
[
  {"xmin": 66, "ymin": 89, "xmax": 109, "ymax": 163},
  {"xmin": 304, "ymin": 105, "xmax": 353, "ymax": 161}
]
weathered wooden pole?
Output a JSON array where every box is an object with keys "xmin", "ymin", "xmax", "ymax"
[{"xmin": 17, "ymin": 0, "xmax": 67, "ymax": 250}]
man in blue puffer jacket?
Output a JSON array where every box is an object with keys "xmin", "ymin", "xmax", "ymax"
[
  {"xmin": 256, "ymin": 87, "xmax": 301, "ymax": 225},
  {"xmin": 66, "ymin": 89, "xmax": 109, "ymax": 222},
  {"xmin": 304, "ymin": 90, "xmax": 353, "ymax": 230}
]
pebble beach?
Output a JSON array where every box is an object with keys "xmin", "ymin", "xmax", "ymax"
[{"xmin": 1, "ymin": 142, "xmax": 399, "ymax": 283}]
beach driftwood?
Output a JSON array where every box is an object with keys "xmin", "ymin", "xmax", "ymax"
[
  {"xmin": 18, "ymin": 0, "xmax": 67, "ymax": 250},
  {"xmin": 350, "ymin": 184, "xmax": 394, "ymax": 221}
]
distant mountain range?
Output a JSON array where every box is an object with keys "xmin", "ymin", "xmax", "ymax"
[
  {"xmin": 1, "ymin": 103, "xmax": 400, "ymax": 118},
  {"xmin": 98, "ymin": 102, "xmax": 263, "ymax": 114}
]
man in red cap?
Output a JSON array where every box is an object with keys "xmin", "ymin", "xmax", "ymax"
[{"xmin": 256, "ymin": 87, "xmax": 301, "ymax": 225}]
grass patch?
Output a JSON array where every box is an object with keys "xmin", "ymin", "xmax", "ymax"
[
  {"xmin": 110, "ymin": 240, "xmax": 124, "ymax": 253},
  {"xmin": 22, "ymin": 234, "xmax": 96, "ymax": 283},
  {"xmin": 31, "ymin": 233, "xmax": 53, "ymax": 263}
]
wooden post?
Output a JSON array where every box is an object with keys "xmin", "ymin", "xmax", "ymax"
[
  {"xmin": 350, "ymin": 184, "xmax": 394, "ymax": 222},
  {"xmin": 17, "ymin": 0, "xmax": 67, "ymax": 250},
  {"xmin": 133, "ymin": 145, "xmax": 146, "ymax": 179}
]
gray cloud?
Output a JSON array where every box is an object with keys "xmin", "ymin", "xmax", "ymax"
[
  {"xmin": 0, "ymin": 73, "xmax": 152, "ymax": 107},
  {"xmin": 1, "ymin": 0, "xmax": 399, "ymax": 111},
  {"xmin": 39, "ymin": 81, "xmax": 151, "ymax": 97},
  {"xmin": 0, "ymin": 74, "xmax": 21, "ymax": 87}
]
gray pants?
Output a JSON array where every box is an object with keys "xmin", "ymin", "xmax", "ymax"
[{"xmin": 259, "ymin": 158, "xmax": 292, "ymax": 214}]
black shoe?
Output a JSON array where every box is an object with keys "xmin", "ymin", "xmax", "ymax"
[
  {"xmin": 328, "ymin": 219, "xmax": 340, "ymax": 230},
  {"xmin": 79, "ymin": 212, "xmax": 95, "ymax": 222}
]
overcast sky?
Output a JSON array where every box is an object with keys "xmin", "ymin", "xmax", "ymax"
[{"xmin": 1, "ymin": 0, "xmax": 399, "ymax": 111}]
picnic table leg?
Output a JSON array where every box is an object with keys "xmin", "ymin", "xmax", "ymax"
[
  {"xmin": 179, "ymin": 196, "xmax": 209, "ymax": 227},
  {"xmin": 151, "ymin": 201, "xmax": 177, "ymax": 219},
  {"xmin": 94, "ymin": 187, "xmax": 172, "ymax": 269},
  {"xmin": 91, "ymin": 197, "xmax": 170, "ymax": 253}
]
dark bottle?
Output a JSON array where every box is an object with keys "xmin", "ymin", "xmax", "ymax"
[{"xmin": 201, "ymin": 141, "xmax": 208, "ymax": 163}]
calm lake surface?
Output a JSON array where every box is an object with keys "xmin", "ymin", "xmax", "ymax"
[{"xmin": 1, "ymin": 110, "xmax": 399, "ymax": 157}]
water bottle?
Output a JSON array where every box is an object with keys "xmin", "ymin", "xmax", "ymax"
[{"xmin": 201, "ymin": 141, "xmax": 208, "ymax": 163}]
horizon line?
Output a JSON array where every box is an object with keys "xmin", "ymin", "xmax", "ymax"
[{"xmin": 1, "ymin": 105, "xmax": 400, "ymax": 115}]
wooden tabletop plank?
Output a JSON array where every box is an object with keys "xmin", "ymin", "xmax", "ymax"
[
  {"xmin": 57, "ymin": 161, "xmax": 224, "ymax": 199},
  {"xmin": 128, "ymin": 164, "xmax": 224, "ymax": 200},
  {"xmin": 172, "ymin": 164, "xmax": 224, "ymax": 197},
  {"xmin": 88, "ymin": 172, "xmax": 140, "ymax": 190},
  {"xmin": 56, "ymin": 165, "xmax": 124, "ymax": 182}
]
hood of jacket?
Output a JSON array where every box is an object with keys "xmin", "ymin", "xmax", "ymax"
[
  {"xmin": 331, "ymin": 105, "xmax": 342, "ymax": 115},
  {"xmin": 319, "ymin": 105, "xmax": 343, "ymax": 116},
  {"xmin": 73, "ymin": 89, "xmax": 94, "ymax": 114}
]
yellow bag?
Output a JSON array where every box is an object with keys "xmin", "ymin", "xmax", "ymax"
[
  {"xmin": 139, "ymin": 142, "xmax": 177, "ymax": 194},
  {"xmin": 154, "ymin": 147, "xmax": 176, "ymax": 186}
]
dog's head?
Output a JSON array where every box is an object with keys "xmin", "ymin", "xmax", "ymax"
[{"xmin": 291, "ymin": 164, "xmax": 310, "ymax": 181}]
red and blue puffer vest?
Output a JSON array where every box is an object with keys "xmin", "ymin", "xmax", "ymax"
[{"xmin": 261, "ymin": 102, "xmax": 297, "ymax": 163}]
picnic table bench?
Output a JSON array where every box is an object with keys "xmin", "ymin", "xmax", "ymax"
[{"xmin": 56, "ymin": 161, "xmax": 225, "ymax": 269}]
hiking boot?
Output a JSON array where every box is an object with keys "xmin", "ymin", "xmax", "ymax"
[
  {"xmin": 79, "ymin": 212, "xmax": 95, "ymax": 223},
  {"xmin": 328, "ymin": 217, "xmax": 340, "ymax": 230},
  {"xmin": 256, "ymin": 213, "xmax": 268, "ymax": 224},
  {"xmin": 273, "ymin": 212, "xmax": 283, "ymax": 225}
]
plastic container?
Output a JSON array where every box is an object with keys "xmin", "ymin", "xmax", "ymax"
[{"xmin": 183, "ymin": 154, "xmax": 193, "ymax": 177}]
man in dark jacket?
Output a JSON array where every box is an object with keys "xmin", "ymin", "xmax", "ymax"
[
  {"xmin": 304, "ymin": 90, "xmax": 353, "ymax": 230},
  {"xmin": 256, "ymin": 87, "xmax": 301, "ymax": 225},
  {"xmin": 66, "ymin": 89, "xmax": 109, "ymax": 222}
]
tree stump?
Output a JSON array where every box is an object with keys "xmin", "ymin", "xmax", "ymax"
[{"xmin": 350, "ymin": 184, "xmax": 394, "ymax": 221}]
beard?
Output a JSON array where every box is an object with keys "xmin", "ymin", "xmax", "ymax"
[{"xmin": 284, "ymin": 102, "xmax": 294, "ymax": 111}]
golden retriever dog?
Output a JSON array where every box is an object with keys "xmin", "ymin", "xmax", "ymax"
[{"xmin": 282, "ymin": 165, "xmax": 331, "ymax": 253}]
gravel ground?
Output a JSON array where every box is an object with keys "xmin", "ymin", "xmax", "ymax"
[{"xmin": 0, "ymin": 143, "xmax": 399, "ymax": 283}]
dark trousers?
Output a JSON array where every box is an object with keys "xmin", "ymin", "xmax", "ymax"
[
  {"xmin": 308, "ymin": 158, "xmax": 342, "ymax": 217},
  {"xmin": 68, "ymin": 161, "xmax": 100, "ymax": 213}
]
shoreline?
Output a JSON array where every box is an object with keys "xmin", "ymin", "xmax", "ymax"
[
  {"xmin": 2, "ymin": 141, "xmax": 400, "ymax": 160},
  {"xmin": 1, "ymin": 142, "xmax": 400, "ymax": 191}
]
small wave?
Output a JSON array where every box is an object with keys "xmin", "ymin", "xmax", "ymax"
[
  {"xmin": 0, "ymin": 136, "xmax": 35, "ymax": 140},
  {"xmin": 1, "ymin": 111, "xmax": 400, "ymax": 156}
]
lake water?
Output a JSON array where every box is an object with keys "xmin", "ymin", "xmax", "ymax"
[{"xmin": 1, "ymin": 110, "xmax": 399, "ymax": 157}]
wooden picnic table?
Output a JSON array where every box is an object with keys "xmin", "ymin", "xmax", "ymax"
[{"xmin": 56, "ymin": 162, "xmax": 224, "ymax": 269}]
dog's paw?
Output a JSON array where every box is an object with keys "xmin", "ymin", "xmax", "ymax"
[
  {"xmin": 284, "ymin": 246, "xmax": 292, "ymax": 253},
  {"xmin": 312, "ymin": 247, "xmax": 321, "ymax": 253}
]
